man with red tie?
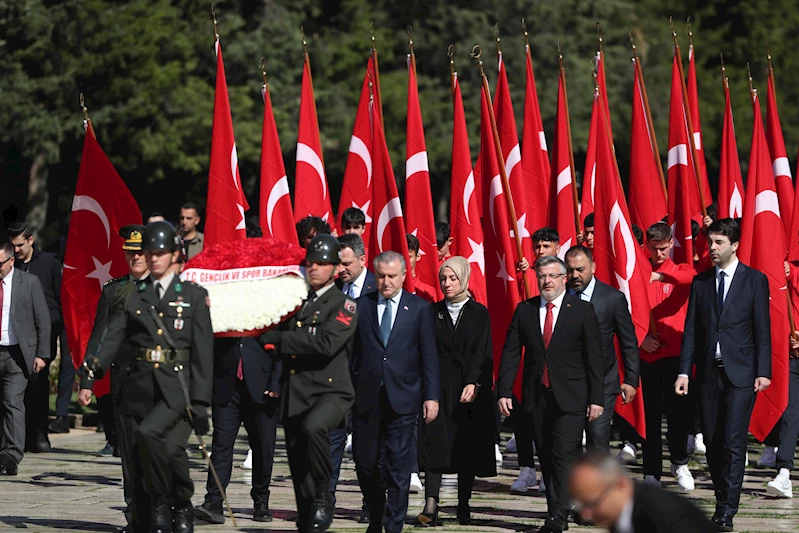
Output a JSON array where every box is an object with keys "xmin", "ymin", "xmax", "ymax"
[{"xmin": 498, "ymin": 255, "xmax": 603, "ymax": 533}]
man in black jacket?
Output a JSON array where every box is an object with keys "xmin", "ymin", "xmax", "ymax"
[
  {"xmin": 194, "ymin": 337, "xmax": 281, "ymax": 524},
  {"xmin": 7, "ymin": 222, "xmax": 65, "ymax": 450}
]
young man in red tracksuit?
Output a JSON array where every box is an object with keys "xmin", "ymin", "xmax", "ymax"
[{"xmin": 639, "ymin": 222, "xmax": 696, "ymax": 491}]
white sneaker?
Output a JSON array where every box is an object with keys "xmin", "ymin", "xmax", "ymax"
[
  {"xmin": 409, "ymin": 472, "xmax": 423, "ymax": 494},
  {"xmin": 618, "ymin": 441, "xmax": 638, "ymax": 465},
  {"xmin": 686, "ymin": 434, "xmax": 696, "ymax": 455},
  {"xmin": 758, "ymin": 446, "xmax": 778, "ymax": 468},
  {"xmin": 510, "ymin": 466, "xmax": 537, "ymax": 493},
  {"xmin": 693, "ymin": 433, "xmax": 706, "ymax": 455},
  {"xmin": 746, "ymin": 451, "xmax": 749, "ymax": 466},
  {"xmin": 643, "ymin": 475, "xmax": 661, "ymax": 487},
  {"xmin": 505, "ymin": 434, "xmax": 518, "ymax": 453},
  {"xmin": 242, "ymin": 448, "xmax": 253, "ymax": 470},
  {"xmin": 671, "ymin": 464, "xmax": 695, "ymax": 491},
  {"xmin": 344, "ymin": 433, "xmax": 353, "ymax": 454},
  {"xmin": 767, "ymin": 468, "xmax": 793, "ymax": 498},
  {"xmin": 495, "ymin": 443, "xmax": 503, "ymax": 464}
]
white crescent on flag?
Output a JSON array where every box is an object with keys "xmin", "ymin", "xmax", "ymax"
[
  {"xmin": 463, "ymin": 171, "xmax": 475, "ymax": 225},
  {"xmin": 609, "ymin": 201, "xmax": 636, "ymax": 314},
  {"xmin": 267, "ymin": 176, "xmax": 290, "ymax": 236},
  {"xmin": 505, "ymin": 144, "xmax": 521, "ymax": 178},
  {"xmin": 489, "ymin": 174, "xmax": 503, "ymax": 236},
  {"xmin": 754, "ymin": 190, "xmax": 781, "ymax": 218},
  {"xmin": 376, "ymin": 197, "xmax": 403, "ymax": 253},
  {"xmin": 296, "ymin": 143, "xmax": 327, "ymax": 199},
  {"xmin": 71, "ymin": 195, "xmax": 111, "ymax": 248},
  {"xmin": 348, "ymin": 135, "xmax": 372, "ymax": 188},
  {"xmin": 405, "ymin": 151, "xmax": 430, "ymax": 181},
  {"xmin": 231, "ymin": 143, "xmax": 240, "ymax": 191},
  {"xmin": 730, "ymin": 184, "xmax": 743, "ymax": 219}
]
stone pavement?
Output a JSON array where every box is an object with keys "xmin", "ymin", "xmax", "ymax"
[{"xmin": 1, "ymin": 427, "xmax": 798, "ymax": 533}]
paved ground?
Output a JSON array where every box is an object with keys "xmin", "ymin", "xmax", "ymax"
[{"xmin": 1, "ymin": 426, "xmax": 798, "ymax": 533}]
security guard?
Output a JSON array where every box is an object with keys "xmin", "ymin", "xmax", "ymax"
[
  {"xmin": 78, "ymin": 224, "xmax": 149, "ymax": 531},
  {"xmin": 259, "ymin": 234, "xmax": 357, "ymax": 533},
  {"xmin": 82, "ymin": 221, "xmax": 213, "ymax": 533}
]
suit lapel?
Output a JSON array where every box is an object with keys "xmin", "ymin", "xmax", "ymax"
[
  {"xmin": 9, "ymin": 269, "xmax": 21, "ymax": 318},
  {"xmin": 718, "ymin": 263, "xmax": 745, "ymax": 321},
  {"xmin": 531, "ymin": 297, "xmax": 544, "ymax": 348},
  {"xmin": 366, "ymin": 293, "xmax": 382, "ymax": 342},
  {"xmin": 548, "ymin": 295, "xmax": 574, "ymax": 349}
]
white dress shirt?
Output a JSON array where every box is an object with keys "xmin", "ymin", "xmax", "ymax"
[
  {"xmin": 569, "ymin": 276, "xmax": 596, "ymax": 302},
  {"xmin": 154, "ymin": 271, "xmax": 175, "ymax": 299},
  {"xmin": 539, "ymin": 291, "xmax": 567, "ymax": 334},
  {"xmin": 0, "ymin": 267, "xmax": 17, "ymax": 346},
  {"xmin": 445, "ymin": 298, "xmax": 469, "ymax": 325},
  {"xmin": 715, "ymin": 259, "xmax": 739, "ymax": 359},
  {"xmin": 614, "ymin": 497, "xmax": 635, "ymax": 533},
  {"xmin": 344, "ymin": 268, "xmax": 368, "ymax": 299},
  {"xmin": 378, "ymin": 290, "xmax": 403, "ymax": 330}
]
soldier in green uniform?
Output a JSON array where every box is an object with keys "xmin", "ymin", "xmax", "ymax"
[
  {"xmin": 81, "ymin": 221, "xmax": 213, "ymax": 533},
  {"xmin": 78, "ymin": 224, "xmax": 149, "ymax": 532},
  {"xmin": 259, "ymin": 234, "xmax": 358, "ymax": 533}
]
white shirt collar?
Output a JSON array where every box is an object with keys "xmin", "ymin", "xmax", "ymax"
[
  {"xmin": 616, "ymin": 496, "xmax": 635, "ymax": 533},
  {"xmin": 2, "ymin": 266, "xmax": 14, "ymax": 286},
  {"xmin": 379, "ymin": 289, "xmax": 403, "ymax": 306},
  {"xmin": 571, "ymin": 276, "xmax": 596, "ymax": 301},
  {"xmin": 351, "ymin": 268, "xmax": 367, "ymax": 290},
  {"xmin": 715, "ymin": 258, "xmax": 739, "ymax": 279},
  {"xmin": 540, "ymin": 290, "xmax": 567, "ymax": 309}
]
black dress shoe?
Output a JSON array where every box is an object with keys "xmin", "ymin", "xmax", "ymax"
[
  {"xmin": 96, "ymin": 442, "xmax": 115, "ymax": 457},
  {"xmin": 49, "ymin": 416, "xmax": 71, "ymax": 434},
  {"xmin": 172, "ymin": 503, "xmax": 193, "ymax": 533},
  {"xmin": 538, "ymin": 516, "xmax": 568, "ymax": 533},
  {"xmin": 193, "ymin": 500, "xmax": 224, "ymax": 524},
  {"xmin": 253, "ymin": 501, "xmax": 273, "ymax": 522},
  {"xmin": 456, "ymin": 502, "xmax": 471, "ymax": 525},
  {"xmin": 0, "ymin": 453, "xmax": 18, "ymax": 476},
  {"xmin": 150, "ymin": 501, "xmax": 173, "ymax": 533},
  {"xmin": 308, "ymin": 488, "xmax": 334, "ymax": 532},
  {"xmin": 417, "ymin": 504, "xmax": 439, "ymax": 527},
  {"xmin": 712, "ymin": 513, "xmax": 734, "ymax": 532},
  {"xmin": 358, "ymin": 507, "xmax": 371, "ymax": 523}
]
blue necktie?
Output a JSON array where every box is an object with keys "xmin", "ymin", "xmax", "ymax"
[
  {"xmin": 380, "ymin": 299, "xmax": 392, "ymax": 346},
  {"xmin": 346, "ymin": 283, "xmax": 355, "ymax": 298},
  {"xmin": 717, "ymin": 271, "xmax": 725, "ymax": 311}
]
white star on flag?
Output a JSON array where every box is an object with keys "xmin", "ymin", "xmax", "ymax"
[
  {"xmin": 85, "ymin": 257, "xmax": 113, "ymax": 290},
  {"xmin": 467, "ymin": 238, "xmax": 485, "ymax": 275},
  {"xmin": 410, "ymin": 228, "xmax": 426, "ymax": 256},
  {"xmin": 509, "ymin": 212, "xmax": 531, "ymax": 240},
  {"xmin": 496, "ymin": 252, "xmax": 514, "ymax": 293},
  {"xmin": 352, "ymin": 200, "xmax": 373, "ymax": 223}
]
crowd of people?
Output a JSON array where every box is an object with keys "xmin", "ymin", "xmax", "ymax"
[{"xmin": 0, "ymin": 203, "xmax": 797, "ymax": 533}]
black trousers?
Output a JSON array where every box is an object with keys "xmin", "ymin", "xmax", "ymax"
[
  {"xmin": 703, "ymin": 367, "xmax": 756, "ymax": 517},
  {"xmin": 114, "ymin": 395, "xmax": 135, "ymax": 524},
  {"xmin": 206, "ymin": 379, "xmax": 278, "ymax": 505},
  {"xmin": 54, "ymin": 327, "xmax": 74, "ymax": 418},
  {"xmin": 283, "ymin": 395, "xmax": 345, "ymax": 530},
  {"xmin": 24, "ymin": 359, "xmax": 50, "ymax": 446},
  {"xmin": 585, "ymin": 392, "xmax": 617, "ymax": 452},
  {"xmin": 531, "ymin": 389, "xmax": 584, "ymax": 521},
  {"xmin": 640, "ymin": 358, "xmax": 690, "ymax": 478},
  {"xmin": 119, "ymin": 413, "xmax": 149, "ymax": 529},
  {"xmin": 775, "ymin": 359, "xmax": 799, "ymax": 471},
  {"xmin": 97, "ymin": 394, "xmax": 118, "ymax": 447},
  {"xmin": 510, "ymin": 397, "xmax": 535, "ymax": 468}
]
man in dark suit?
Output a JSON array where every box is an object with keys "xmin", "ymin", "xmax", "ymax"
[
  {"xmin": 676, "ymin": 218, "xmax": 771, "ymax": 532},
  {"xmin": 0, "ymin": 241, "xmax": 51, "ymax": 476},
  {"xmin": 259, "ymin": 234, "xmax": 358, "ymax": 533},
  {"xmin": 194, "ymin": 337, "xmax": 281, "ymax": 524},
  {"xmin": 352, "ymin": 250, "xmax": 439, "ymax": 533},
  {"xmin": 565, "ymin": 246, "xmax": 639, "ymax": 451},
  {"xmin": 499, "ymin": 255, "xmax": 603, "ymax": 533},
  {"xmin": 569, "ymin": 450, "xmax": 718, "ymax": 533}
]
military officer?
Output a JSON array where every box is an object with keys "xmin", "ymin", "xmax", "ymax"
[
  {"xmin": 78, "ymin": 224, "xmax": 149, "ymax": 531},
  {"xmin": 259, "ymin": 234, "xmax": 357, "ymax": 533},
  {"xmin": 82, "ymin": 221, "xmax": 213, "ymax": 533}
]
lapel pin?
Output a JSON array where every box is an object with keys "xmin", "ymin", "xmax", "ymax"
[
  {"xmin": 437, "ymin": 312, "xmax": 444, "ymax": 320},
  {"xmin": 567, "ymin": 303, "xmax": 571, "ymax": 308},
  {"xmin": 404, "ymin": 305, "xmax": 409, "ymax": 311}
]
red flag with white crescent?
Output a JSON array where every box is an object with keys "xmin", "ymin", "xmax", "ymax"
[
  {"xmin": 522, "ymin": 44, "xmax": 551, "ymax": 234},
  {"xmin": 206, "ymin": 37, "xmax": 249, "ymax": 248},
  {"xmin": 449, "ymin": 72, "xmax": 487, "ymax": 305},
  {"xmin": 62, "ymin": 128, "xmax": 141, "ymax": 397},
  {"xmin": 294, "ymin": 60, "xmax": 336, "ymax": 230},
  {"xmin": 549, "ymin": 74, "xmax": 577, "ymax": 255},
  {"xmin": 259, "ymin": 80, "xmax": 297, "ymax": 245},
  {"xmin": 738, "ymin": 92, "xmax": 789, "ymax": 441},
  {"xmin": 766, "ymin": 72, "xmax": 794, "ymax": 247},
  {"xmin": 369, "ymin": 89, "xmax": 414, "ymax": 293},
  {"xmin": 338, "ymin": 57, "xmax": 374, "ymax": 246},
  {"xmin": 405, "ymin": 55, "xmax": 440, "ymax": 299},
  {"xmin": 581, "ymin": 89, "xmax": 599, "ymax": 222},
  {"xmin": 718, "ymin": 82, "xmax": 745, "ymax": 220},
  {"xmin": 686, "ymin": 44, "xmax": 714, "ymax": 210}
]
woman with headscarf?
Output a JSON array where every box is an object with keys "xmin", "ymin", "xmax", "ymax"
[{"xmin": 416, "ymin": 257, "xmax": 496, "ymax": 526}]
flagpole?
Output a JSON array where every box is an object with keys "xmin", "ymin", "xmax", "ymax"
[
  {"xmin": 671, "ymin": 18, "xmax": 708, "ymax": 217},
  {"xmin": 557, "ymin": 43, "xmax": 581, "ymax": 238},
  {"xmin": 448, "ymin": 45, "xmax": 456, "ymax": 97},
  {"xmin": 301, "ymin": 26, "xmax": 326, "ymax": 174},
  {"xmin": 370, "ymin": 23, "xmax": 385, "ymax": 129},
  {"xmin": 79, "ymin": 94, "xmax": 96, "ymax": 138},
  {"xmin": 630, "ymin": 34, "xmax": 667, "ymax": 204},
  {"xmin": 472, "ymin": 45, "xmax": 530, "ymax": 298}
]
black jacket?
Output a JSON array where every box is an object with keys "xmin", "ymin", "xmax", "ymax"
[
  {"xmin": 212, "ymin": 337, "xmax": 282, "ymax": 405},
  {"xmin": 17, "ymin": 244, "xmax": 61, "ymax": 324},
  {"xmin": 628, "ymin": 482, "xmax": 719, "ymax": 532}
]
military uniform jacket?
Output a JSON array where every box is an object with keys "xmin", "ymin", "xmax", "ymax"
[
  {"xmin": 276, "ymin": 285, "xmax": 357, "ymax": 421},
  {"xmin": 92, "ymin": 276, "xmax": 213, "ymax": 417}
]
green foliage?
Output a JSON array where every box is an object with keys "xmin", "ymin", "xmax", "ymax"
[{"xmin": 2, "ymin": 0, "xmax": 797, "ymax": 244}]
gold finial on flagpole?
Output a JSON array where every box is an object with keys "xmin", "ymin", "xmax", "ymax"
[
  {"xmin": 747, "ymin": 61, "xmax": 756, "ymax": 101},
  {"xmin": 407, "ymin": 25, "xmax": 414, "ymax": 56},
  {"xmin": 495, "ymin": 23, "xmax": 501, "ymax": 56},
  {"xmin": 80, "ymin": 93, "xmax": 90, "ymax": 123},
  {"xmin": 448, "ymin": 45, "xmax": 455, "ymax": 77},
  {"xmin": 687, "ymin": 17, "xmax": 693, "ymax": 47},
  {"xmin": 211, "ymin": 4, "xmax": 218, "ymax": 38},
  {"xmin": 720, "ymin": 53, "xmax": 729, "ymax": 90},
  {"xmin": 301, "ymin": 25, "xmax": 308, "ymax": 56},
  {"xmin": 596, "ymin": 22, "xmax": 603, "ymax": 52},
  {"xmin": 370, "ymin": 22, "xmax": 376, "ymax": 50},
  {"xmin": 259, "ymin": 57, "xmax": 268, "ymax": 87},
  {"xmin": 522, "ymin": 18, "xmax": 530, "ymax": 48}
]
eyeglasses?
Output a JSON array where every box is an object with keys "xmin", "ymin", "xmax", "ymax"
[
  {"xmin": 0, "ymin": 256, "xmax": 13, "ymax": 267},
  {"xmin": 571, "ymin": 482, "xmax": 614, "ymax": 515},
  {"xmin": 536, "ymin": 273, "xmax": 565, "ymax": 281}
]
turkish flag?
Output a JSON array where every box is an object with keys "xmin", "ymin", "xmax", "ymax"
[
  {"xmin": 549, "ymin": 74, "xmax": 578, "ymax": 255},
  {"xmin": 666, "ymin": 58, "xmax": 696, "ymax": 265},
  {"xmin": 62, "ymin": 128, "xmax": 141, "ymax": 397},
  {"xmin": 597, "ymin": 50, "xmax": 614, "ymax": 142},
  {"xmin": 718, "ymin": 82, "xmax": 745, "ymax": 220},
  {"xmin": 369, "ymin": 89, "xmax": 414, "ymax": 294},
  {"xmin": 405, "ymin": 56, "xmax": 441, "ymax": 299},
  {"xmin": 294, "ymin": 60, "xmax": 336, "ymax": 230},
  {"xmin": 628, "ymin": 58, "xmax": 667, "ymax": 232},
  {"xmin": 738, "ymin": 92, "xmax": 789, "ymax": 441},
  {"xmin": 686, "ymin": 44, "xmax": 714, "ymax": 210},
  {"xmin": 449, "ymin": 72, "xmax": 486, "ymax": 306},
  {"xmin": 206, "ymin": 37, "xmax": 249, "ymax": 249},
  {"xmin": 766, "ymin": 72, "xmax": 794, "ymax": 248},
  {"xmin": 494, "ymin": 54, "xmax": 533, "ymax": 266},
  {"xmin": 789, "ymin": 145, "xmax": 799, "ymax": 261},
  {"xmin": 581, "ymin": 89, "xmax": 599, "ymax": 223},
  {"xmin": 522, "ymin": 44, "xmax": 551, "ymax": 234},
  {"xmin": 479, "ymin": 85, "xmax": 523, "ymax": 396},
  {"xmin": 259, "ymin": 79, "xmax": 297, "ymax": 245},
  {"xmin": 593, "ymin": 90, "xmax": 649, "ymax": 439},
  {"xmin": 338, "ymin": 57, "xmax": 374, "ymax": 247},
  {"xmin": 667, "ymin": 55, "xmax": 703, "ymax": 222}
]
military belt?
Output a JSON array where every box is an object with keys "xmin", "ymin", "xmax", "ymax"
[{"xmin": 135, "ymin": 348, "xmax": 190, "ymax": 364}]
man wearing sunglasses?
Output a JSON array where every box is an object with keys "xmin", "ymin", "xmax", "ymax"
[{"xmin": 0, "ymin": 241, "xmax": 51, "ymax": 476}]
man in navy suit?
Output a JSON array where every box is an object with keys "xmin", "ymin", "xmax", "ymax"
[
  {"xmin": 677, "ymin": 218, "xmax": 772, "ymax": 532},
  {"xmin": 352, "ymin": 250, "xmax": 439, "ymax": 533}
]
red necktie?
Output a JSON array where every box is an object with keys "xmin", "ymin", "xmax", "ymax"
[
  {"xmin": 542, "ymin": 302, "xmax": 554, "ymax": 388},
  {"xmin": 236, "ymin": 357, "xmax": 244, "ymax": 380}
]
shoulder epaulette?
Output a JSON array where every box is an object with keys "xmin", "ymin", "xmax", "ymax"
[{"xmin": 104, "ymin": 276, "xmax": 128, "ymax": 287}]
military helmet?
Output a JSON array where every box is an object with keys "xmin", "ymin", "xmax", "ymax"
[
  {"xmin": 141, "ymin": 221, "xmax": 180, "ymax": 252},
  {"xmin": 305, "ymin": 234, "xmax": 341, "ymax": 265}
]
